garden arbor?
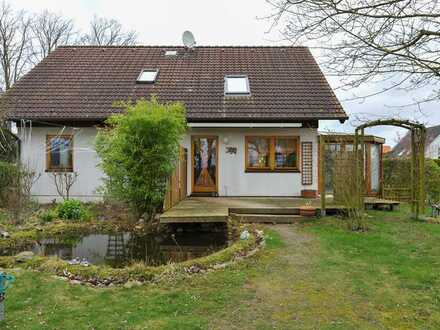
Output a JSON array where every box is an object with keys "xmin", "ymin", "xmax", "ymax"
[
  {"xmin": 355, "ymin": 120, "xmax": 426, "ymax": 220},
  {"xmin": 319, "ymin": 119, "xmax": 426, "ymax": 219}
]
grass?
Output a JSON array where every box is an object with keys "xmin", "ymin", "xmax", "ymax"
[{"xmin": 2, "ymin": 209, "xmax": 440, "ymax": 329}]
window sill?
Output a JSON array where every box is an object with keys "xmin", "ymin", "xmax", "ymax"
[
  {"xmin": 45, "ymin": 169, "xmax": 74, "ymax": 173},
  {"xmin": 245, "ymin": 169, "xmax": 301, "ymax": 173}
]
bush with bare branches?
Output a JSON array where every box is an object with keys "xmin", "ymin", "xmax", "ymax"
[{"xmin": 49, "ymin": 171, "xmax": 79, "ymax": 201}]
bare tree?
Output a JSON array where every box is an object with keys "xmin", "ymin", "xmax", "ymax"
[
  {"xmin": 80, "ymin": 15, "xmax": 137, "ymax": 46},
  {"xmin": 0, "ymin": 1, "xmax": 32, "ymax": 90},
  {"xmin": 50, "ymin": 171, "xmax": 79, "ymax": 200},
  {"xmin": 30, "ymin": 10, "xmax": 76, "ymax": 63},
  {"xmin": 267, "ymin": 0, "xmax": 440, "ymax": 102}
]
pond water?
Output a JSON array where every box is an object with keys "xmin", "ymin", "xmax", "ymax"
[{"xmin": 1, "ymin": 227, "xmax": 229, "ymax": 267}]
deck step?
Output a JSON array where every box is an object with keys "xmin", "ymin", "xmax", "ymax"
[
  {"xmin": 229, "ymin": 208, "xmax": 300, "ymax": 215},
  {"xmin": 230, "ymin": 213, "xmax": 312, "ymax": 223}
]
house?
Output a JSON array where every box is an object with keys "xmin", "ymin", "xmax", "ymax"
[
  {"xmin": 390, "ymin": 125, "xmax": 440, "ymax": 159},
  {"xmin": 1, "ymin": 45, "xmax": 348, "ymax": 203}
]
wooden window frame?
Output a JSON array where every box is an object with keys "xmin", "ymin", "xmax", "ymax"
[
  {"xmin": 46, "ymin": 134, "xmax": 74, "ymax": 172},
  {"xmin": 245, "ymin": 136, "xmax": 300, "ymax": 173}
]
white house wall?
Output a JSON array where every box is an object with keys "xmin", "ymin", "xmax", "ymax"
[
  {"xmin": 19, "ymin": 126, "xmax": 103, "ymax": 203},
  {"xmin": 426, "ymin": 135, "xmax": 440, "ymax": 159},
  {"xmin": 182, "ymin": 127, "xmax": 319, "ymax": 197},
  {"xmin": 20, "ymin": 125, "xmax": 319, "ymax": 203}
]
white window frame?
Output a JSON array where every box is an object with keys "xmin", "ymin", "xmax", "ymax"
[
  {"xmin": 224, "ymin": 74, "xmax": 251, "ymax": 95},
  {"xmin": 165, "ymin": 50, "xmax": 178, "ymax": 56},
  {"xmin": 137, "ymin": 69, "xmax": 159, "ymax": 83}
]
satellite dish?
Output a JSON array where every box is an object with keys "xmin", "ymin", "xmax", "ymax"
[{"xmin": 182, "ymin": 31, "xmax": 196, "ymax": 48}]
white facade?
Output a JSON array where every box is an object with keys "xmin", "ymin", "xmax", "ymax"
[
  {"xmin": 182, "ymin": 127, "xmax": 318, "ymax": 196},
  {"xmin": 426, "ymin": 135, "xmax": 440, "ymax": 159},
  {"xmin": 20, "ymin": 125, "xmax": 319, "ymax": 203}
]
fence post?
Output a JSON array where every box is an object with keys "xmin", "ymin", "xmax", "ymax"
[{"xmin": 411, "ymin": 131, "xmax": 416, "ymax": 215}]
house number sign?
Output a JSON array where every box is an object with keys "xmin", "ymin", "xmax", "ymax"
[{"xmin": 226, "ymin": 147, "xmax": 237, "ymax": 154}]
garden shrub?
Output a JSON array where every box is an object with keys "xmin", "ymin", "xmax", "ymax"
[
  {"xmin": 95, "ymin": 97, "xmax": 187, "ymax": 221},
  {"xmin": 0, "ymin": 161, "xmax": 20, "ymax": 207},
  {"xmin": 0, "ymin": 161, "xmax": 40, "ymax": 224},
  {"xmin": 57, "ymin": 200, "xmax": 89, "ymax": 221},
  {"xmin": 38, "ymin": 208, "xmax": 58, "ymax": 223}
]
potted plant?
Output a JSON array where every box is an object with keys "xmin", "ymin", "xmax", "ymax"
[{"xmin": 299, "ymin": 201, "xmax": 317, "ymax": 217}]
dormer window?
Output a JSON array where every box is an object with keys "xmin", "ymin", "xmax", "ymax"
[
  {"xmin": 225, "ymin": 75, "xmax": 250, "ymax": 95},
  {"xmin": 137, "ymin": 69, "xmax": 158, "ymax": 83}
]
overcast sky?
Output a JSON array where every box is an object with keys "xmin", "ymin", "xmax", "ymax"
[{"xmin": 14, "ymin": 0, "xmax": 440, "ymax": 146}]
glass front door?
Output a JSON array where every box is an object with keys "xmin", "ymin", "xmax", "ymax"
[{"xmin": 192, "ymin": 136, "xmax": 218, "ymax": 193}]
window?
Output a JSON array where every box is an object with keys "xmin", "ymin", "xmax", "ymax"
[
  {"xmin": 326, "ymin": 143, "xmax": 341, "ymax": 152},
  {"xmin": 165, "ymin": 50, "xmax": 178, "ymax": 56},
  {"xmin": 225, "ymin": 75, "xmax": 250, "ymax": 95},
  {"xmin": 46, "ymin": 135, "xmax": 73, "ymax": 172},
  {"xmin": 137, "ymin": 69, "xmax": 158, "ymax": 83},
  {"xmin": 246, "ymin": 137, "xmax": 270, "ymax": 169},
  {"xmin": 245, "ymin": 136, "xmax": 299, "ymax": 172},
  {"xmin": 345, "ymin": 144, "xmax": 354, "ymax": 152},
  {"xmin": 275, "ymin": 137, "xmax": 298, "ymax": 168}
]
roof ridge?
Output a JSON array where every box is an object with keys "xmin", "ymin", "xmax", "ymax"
[{"xmin": 58, "ymin": 45, "xmax": 309, "ymax": 49}]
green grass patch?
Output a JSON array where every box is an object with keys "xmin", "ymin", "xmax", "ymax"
[
  {"xmin": 303, "ymin": 208, "xmax": 440, "ymax": 328},
  {"xmin": 264, "ymin": 228, "xmax": 284, "ymax": 249}
]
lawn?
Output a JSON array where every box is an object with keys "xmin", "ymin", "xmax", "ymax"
[{"xmin": 2, "ymin": 206, "xmax": 440, "ymax": 329}]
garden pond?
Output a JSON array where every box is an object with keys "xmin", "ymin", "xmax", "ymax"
[{"xmin": 0, "ymin": 225, "xmax": 229, "ymax": 267}]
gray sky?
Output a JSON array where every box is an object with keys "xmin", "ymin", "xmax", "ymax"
[{"xmin": 14, "ymin": 0, "xmax": 440, "ymax": 146}]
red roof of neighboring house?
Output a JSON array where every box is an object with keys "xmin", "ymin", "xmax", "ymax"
[
  {"xmin": 1, "ymin": 46, "xmax": 347, "ymax": 123},
  {"xmin": 382, "ymin": 145, "xmax": 392, "ymax": 154}
]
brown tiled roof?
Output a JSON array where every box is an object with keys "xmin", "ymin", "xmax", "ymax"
[
  {"xmin": 1, "ymin": 46, "xmax": 347, "ymax": 122},
  {"xmin": 390, "ymin": 125, "xmax": 440, "ymax": 157}
]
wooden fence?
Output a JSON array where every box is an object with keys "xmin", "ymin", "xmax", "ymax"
[
  {"xmin": 383, "ymin": 186, "xmax": 412, "ymax": 202},
  {"xmin": 163, "ymin": 147, "xmax": 188, "ymax": 211}
]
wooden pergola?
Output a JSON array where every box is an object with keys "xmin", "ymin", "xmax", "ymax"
[{"xmin": 319, "ymin": 120, "xmax": 426, "ymax": 219}]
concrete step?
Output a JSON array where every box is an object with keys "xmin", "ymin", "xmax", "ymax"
[
  {"xmin": 230, "ymin": 213, "xmax": 313, "ymax": 223},
  {"xmin": 229, "ymin": 207, "xmax": 300, "ymax": 215}
]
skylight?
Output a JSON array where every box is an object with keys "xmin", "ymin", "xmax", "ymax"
[
  {"xmin": 225, "ymin": 75, "xmax": 250, "ymax": 95},
  {"xmin": 137, "ymin": 69, "xmax": 158, "ymax": 83},
  {"xmin": 165, "ymin": 50, "xmax": 178, "ymax": 56}
]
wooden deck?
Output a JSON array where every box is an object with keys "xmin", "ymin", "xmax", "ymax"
[
  {"xmin": 159, "ymin": 197, "xmax": 340, "ymax": 224},
  {"xmin": 364, "ymin": 197, "xmax": 400, "ymax": 211},
  {"xmin": 160, "ymin": 196, "xmax": 401, "ymax": 224}
]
